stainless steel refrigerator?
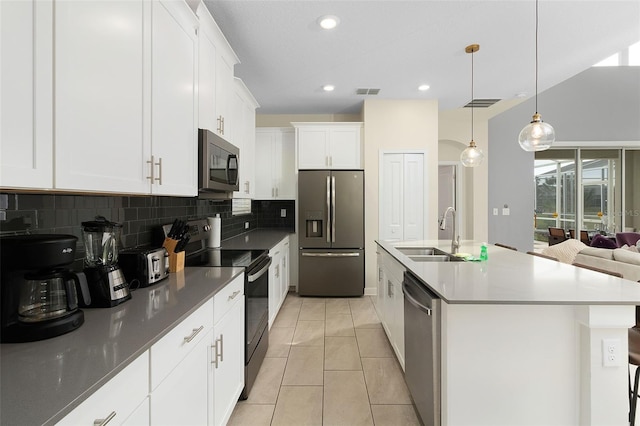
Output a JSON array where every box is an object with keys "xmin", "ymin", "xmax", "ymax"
[{"xmin": 298, "ymin": 170, "xmax": 364, "ymax": 296}]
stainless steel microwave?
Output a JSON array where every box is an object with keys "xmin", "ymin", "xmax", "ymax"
[{"xmin": 198, "ymin": 129, "xmax": 239, "ymax": 194}]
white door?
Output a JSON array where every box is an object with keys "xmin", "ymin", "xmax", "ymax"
[
  {"xmin": 379, "ymin": 152, "xmax": 425, "ymax": 242},
  {"xmin": 438, "ymin": 165, "xmax": 457, "ymax": 240}
]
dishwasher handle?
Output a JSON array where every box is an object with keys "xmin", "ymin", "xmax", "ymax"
[{"xmin": 402, "ymin": 281, "xmax": 433, "ymax": 316}]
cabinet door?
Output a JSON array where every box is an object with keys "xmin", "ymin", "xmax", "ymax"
[
  {"xmin": 375, "ymin": 251, "xmax": 385, "ymax": 319},
  {"xmin": 242, "ymin": 100, "xmax": 256, "ymax": 198},
  {"xmin": 122, "ymin": 398, "xmax": 150, "ymax": 426},
  {"xmin": 197, "ymin": 3, "xmax": 217, "ymax": 133},
  {"xmin": 151, "ymin": 0, "xmax": 198, "ymax": 196},
  {"xmin": 150, "ymin": 329, "xmax": 211, "ymax": 426},
  {"xmin": 215, "ymin": 52, "xmax": 234, "ymax": 139},
  {"xmin": 54, "ymin": 0, "xmax": 149, "ymax": 194},
  {"xmin": 392, "ymin": 275, "xmax": 405, "ymax": 370},
  {"xmin": 255, "ymin": 130, "xmax": 275, "ymax": 199},
  {"xmin": 329, "ymin": 127, "xmax": 361, "ymax": 169},
  {"xmin": 297, "ymin": 128, "xmax": 329, "ymax": 169},
  {"xmin": 281, "ymin": 238, "xmax": 290, "ymax": 298},
  {"xmin": 0, "ymin": 0, "xmax": 53, "ymax": 189},
  {"xmin": 276, "ymin": 129, "xmax": 296, "ymax": 199},
  {"xmin": 57, "ymin": 353, "xmax": 149, "ymax": 426},
  {"xmin": 213, "ymin": 297, "xmax": 245, "ymax": 426}
]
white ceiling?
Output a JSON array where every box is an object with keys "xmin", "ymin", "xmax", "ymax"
[{"xmin": 203, "ymin": 1, "xmax": 640, "ymax": 114}]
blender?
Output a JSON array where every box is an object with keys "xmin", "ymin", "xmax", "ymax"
[{"xmin": 81, "ymin": 216, "xmax": 131, "ymax": 307}]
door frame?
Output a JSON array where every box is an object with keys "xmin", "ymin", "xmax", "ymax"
[{"xmin": 438, "ymin": 161, "xmax": 464, "ymax": 240}]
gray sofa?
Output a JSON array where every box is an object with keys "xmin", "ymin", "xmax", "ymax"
[{"xmin": 573, "ymin": 247, "xmax": 640, "ymax": 282}]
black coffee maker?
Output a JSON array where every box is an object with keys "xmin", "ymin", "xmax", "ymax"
[{"xmin": 0, "ymin": 234, "xmax": 91, "ymax": 343}]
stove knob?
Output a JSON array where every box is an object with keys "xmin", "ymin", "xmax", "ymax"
[{"xmin": 203, "ymin": 224, "xmax": 211, "ymax": 232}]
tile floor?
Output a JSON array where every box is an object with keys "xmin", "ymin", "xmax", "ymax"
[{"xmin": 228, "ymin": 294, "xmax": 420, "ymax": 426}]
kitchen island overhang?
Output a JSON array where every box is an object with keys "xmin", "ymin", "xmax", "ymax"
[{"xmin": 377, "ymin": 240, "xmax": 640, "ymax": 426}]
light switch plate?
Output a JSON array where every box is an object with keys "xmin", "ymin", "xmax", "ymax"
[
  {"xmin": 244, "ymin": 222, "xmax": 249, "ymax": 229},
  {"xmin": 493, "ymin": 208, "xmax": 498, "ymax": 216},
  {"xmin": 281, "ymin": 209, "xmax": 286, "ymax": 218}
]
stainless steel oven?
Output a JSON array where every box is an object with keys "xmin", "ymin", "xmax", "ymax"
[{"xmin": 198, "ymin": 129, "xmax": 239, "ymax": 193}]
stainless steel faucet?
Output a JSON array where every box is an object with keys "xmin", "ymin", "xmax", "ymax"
[{"xmin": 439, "ymin": 206, "xmax": 460, "ymax": 254}]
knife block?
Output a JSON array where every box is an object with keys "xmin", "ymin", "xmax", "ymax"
[{"xmin": 162, "ymin": 238, "xmax": 185, "ymax": 272}]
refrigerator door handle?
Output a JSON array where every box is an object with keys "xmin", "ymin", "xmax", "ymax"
[
  {"xmin": 331, "ymin": 175, "xmax": 336, "ymax": 243},
  {"xmin": 301, "ymin": 252, "xmax": 361, "ymax": 257},
  {"xmin": 326, "ymin": 176, "xmax": 331, "ymax": 243}
]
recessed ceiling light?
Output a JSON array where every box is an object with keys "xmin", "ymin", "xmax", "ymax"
[
  {"xmin": 418, "ymin": 84, "xmax": 430, "ymax": 91},
  {"xmin": 318, "ymin": 15, "xmax": 340, "ymax": 30},
  {"xmin": 323, "ymin": 84, "xmax": 335, "ymax": 92}
]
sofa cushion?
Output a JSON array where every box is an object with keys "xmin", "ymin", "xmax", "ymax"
[
  {"xmin": 613, "ymin": 248, "xmax": 640, "ymax": 266},
  {"xmin": 621, "ymin": 244, "xmax": 639, "ymax": 253},
  {"xmin": 590, "ymin": 234, "xmax": 618, "ymax": 249},
  {"xmin": 579, "ymin": 246, "xmax": 615, "ymax": 260},
  {"xmin": 542, "ymin": 239, "xmax": 587, "ymax": 264}
]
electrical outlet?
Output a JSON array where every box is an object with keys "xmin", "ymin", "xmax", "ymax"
[
  {"xmin": 502, "ymin": 208, "xmax": 510, "ymax": 216},
  {"xmin": 244, "ymin": 221, "xmax": 249, "ymax": 230},
  {"xmin": 602, "ymin": 338, "xmax": 621, "ymax": 367},
  {"xmin": 281, "ymin": 209, "xmax": 286, "ymax": 218}
]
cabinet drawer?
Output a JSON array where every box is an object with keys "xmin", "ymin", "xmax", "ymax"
[
  {"xmin": 214, "ymin": 273, "xmax": 244, "ymax": 324},
  {"xmin": 56, "ymin": 352, "xmax": 148, "ymax": 426},
  {"xmin": 150, "ymin": 298, "xmax": 213, "ymax": 390}
]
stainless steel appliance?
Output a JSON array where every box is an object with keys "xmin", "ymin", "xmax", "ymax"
[
  {"xmin": 81, "ymin": 217, "xmax": 131, "ymax": 307},
  {"xmin": 118, "ymin": 247, "xmax": 169, "ymax": 289},
  {"xmin": 198, "ymin": 128, "xmax": 239, "ymax": 194},
  {"xmin": 162, "ymin": 219, "xmax": 271, "ymax": 400},
  {"xmin": 403, "ymin": 271, "xmax": 441, "ymax": 426},
  {"xmin": 0, "ymin": 234, "xmax": 91, "ymax": 342},
  {"xmin": 298, "ymin": 170, "xmax": 364, "ymax": 296}
]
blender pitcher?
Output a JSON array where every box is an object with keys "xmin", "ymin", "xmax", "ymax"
[{"xmin": 82, "ymin": 216, "xmax": 122, "ymax": 267}]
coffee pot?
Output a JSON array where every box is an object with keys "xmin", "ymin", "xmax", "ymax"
[
  {"xmin": 0, "ymin": 234, "xmax": 91, "ymax": 343},
  {"xmin": 81, "ymin": 216, "xmax": 131, "ymax": 307}
]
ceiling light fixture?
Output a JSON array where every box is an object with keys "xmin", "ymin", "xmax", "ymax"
[
  {"xmin": 322, "ymin": 84, "xmax": 335, "ymax": 92},
  {"xmin": 418, "ymin": 84, "xmax": 430, "ymax": 91},
  {"xmin": 460, "ymin": 44, "xmax": 484, "ymax": 168},
  {"xmin": 318, "ymin": 15, "xmax": 339, "ymax": 30},
  {"xmin": 518, "ymin": 0, "xmax": 555, "ymax": 152}
]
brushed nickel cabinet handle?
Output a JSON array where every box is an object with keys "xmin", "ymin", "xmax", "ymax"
[
  {"xmin": 184, "ymin": 325, "xmax": 204, "ymax": 343},
  {"xmin": 93, "ymin": 411, "xmax": 116, "ymax": 426},
  {"xmin": 146, "ymin": 156, "xmax": 155, "ymax": 182},
  {"xmin": 228, "ymin": 290, "xmax": 241, "ymax": 301},
  {"xmin": 155, "ymin": 157, "xmax": 162, "ymax": 185}
]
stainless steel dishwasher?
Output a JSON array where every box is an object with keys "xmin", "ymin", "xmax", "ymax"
[{"xmin": 403, "ymin": 271, "xmax": 441, "ymax": 426}]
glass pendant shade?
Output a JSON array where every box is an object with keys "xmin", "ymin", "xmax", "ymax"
[
  {"xmin": 460, "ymin": 141, "xmax": 484, "ymax": 167},
  {"xmin": 518, "ymin": 113, "xmax": 555, "ymax": 151}
]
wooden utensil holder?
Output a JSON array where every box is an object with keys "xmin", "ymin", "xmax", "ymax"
[{"xmin": 163, "ymin": 238, "xmax": 185, "ymax": 272}]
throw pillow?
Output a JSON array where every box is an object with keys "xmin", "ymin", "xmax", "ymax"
[
  {"xmin": 542, "ymin": 239, "xmax": 587, "ymax": 264},
  {"xmin": 590, "ymin": 234, "xmax": 618, "ymax": 249},
  {"xmin": 613, "ymin": 248, "xmax": 640, "ymax": 266},
  {"xmin": 621, "ymin": 244, "xmax": 639, "ymax": 253}
]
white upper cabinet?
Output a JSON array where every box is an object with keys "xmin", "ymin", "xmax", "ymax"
[
  {"xmin": 196, "ymin": 2, "xmax": 238, "ymax": 142},
  {"xmin": 54, "ymin": 0, "xmax": 150, "ymax": 194},
  {"xmin": 150, "ymin": 0, "xmax": 199, "ymax": 196},
  {"xmin": 232, "ymin": 78, "xmax": 258, "ymax": 199},
  {"xmin": 294, "ymin": 122, "xmax": 363, "ymax": 170},
  {"xmin": 255, "ymin": 128, "xmax": 296, "ymax": 200},
  {"xmin": 1, "ymin": 0, "xmax": 53, "ymax": 189},
  {"xmin": 50, "ymin": 0, "xmax": 197, "ymax": 196}
]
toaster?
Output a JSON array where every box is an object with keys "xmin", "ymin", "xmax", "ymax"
[{"xmin": 119, "ymin": 247, "xmax": 169, "ymax": 288}]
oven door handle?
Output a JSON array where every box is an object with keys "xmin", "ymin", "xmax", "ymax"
[{"xmin": 247, "ymin": 257, "xmax": 272, "ymax": 282}]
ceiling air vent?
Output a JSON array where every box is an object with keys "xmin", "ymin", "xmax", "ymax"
[
  {"xmin": 463, "ymin": 98, "xmax": 501, "ymax": 108},
  {"xmin": 356, "ymin": 88, "xmax": 380, "ymax": 95}
]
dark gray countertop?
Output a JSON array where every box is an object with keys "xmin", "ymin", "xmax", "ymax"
[
  {"xmin": 0, "ymin": 267, "xmax": 244, "ymax": 426},
  {"xmin": 221, "ymin": 228, "xmax": 293, "ymax": 250}
]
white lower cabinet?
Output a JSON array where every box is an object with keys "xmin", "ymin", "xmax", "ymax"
[
  {"xmin": 269, "ymin": 236, "xmax": 290, "ymax": 328},
  {"xmin": 377, "ymin": 248, "xmax": 405, "ymax": 370},
  {"xmin": 150, "ymin": 329, "xmax": 212, "ymax": 426},
  {"xmin": 56, "ymin": 352, "xmax": 149, "ymax": 426},
  {"xmin": 212, "ymin": 274, "xmax": 245, "ymax": 426}
]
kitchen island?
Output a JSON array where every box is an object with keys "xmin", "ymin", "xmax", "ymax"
[
  {"xmin": 377, "ymin": 240, "xmax": 640, "ymax": 426},
  {"xmin": 0, "ymin": 267, "xmax": 244, "ymax": 426}
]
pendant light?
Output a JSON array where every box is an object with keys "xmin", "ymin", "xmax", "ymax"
[
  {"xmin": 460, "ymin": 44, "xmax": 484, "ymax": 168},
  {"xmin": 518, "ymin": 0, "xmax": 555, "ymax": 151}
]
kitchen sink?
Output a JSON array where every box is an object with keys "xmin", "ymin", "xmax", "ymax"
[{"xmin": 396, "ymin": 247, "xmax": 465, "ymax": 262}]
